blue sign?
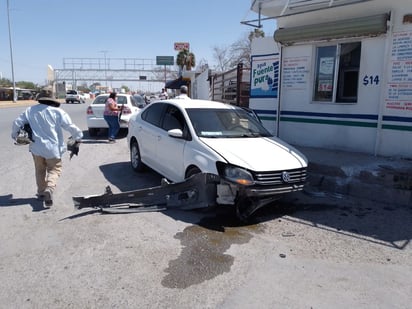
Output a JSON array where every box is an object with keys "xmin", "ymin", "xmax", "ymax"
[{"xmin": 250, "ymin": 53, "xmax": 279, "ymax": 98}]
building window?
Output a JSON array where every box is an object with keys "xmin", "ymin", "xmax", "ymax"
[{"xmin": 313, "ymin": 42, "xmax": 361, "ymax": 103}]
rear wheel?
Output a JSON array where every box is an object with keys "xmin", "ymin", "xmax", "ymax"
[{"xmin": 130, "ymin": 140, "xmax": 145, "ymax": 172}]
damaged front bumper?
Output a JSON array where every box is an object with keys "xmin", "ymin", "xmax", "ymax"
[{"xmin": 73, "ymin": 173, "xmax": 306, "ymax": 221}]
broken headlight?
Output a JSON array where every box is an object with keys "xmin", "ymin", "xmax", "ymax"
[{"xmin": 218, "ymin": 163, "xmax": 254, "ymax": 186}]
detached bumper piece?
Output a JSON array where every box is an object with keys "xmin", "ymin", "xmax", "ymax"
[{"xmin": 73, "ymin": 173, "xmax": 219, "ymax": 214}]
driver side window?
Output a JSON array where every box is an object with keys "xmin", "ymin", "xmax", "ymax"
[{"xmin": 162, "ymin": 105, "xmax": 185, "ymax": 131}]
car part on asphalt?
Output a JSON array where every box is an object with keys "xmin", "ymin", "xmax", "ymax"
[
  {"xmin": 73, "ymin": 173, "xmax": 218, "ymax": 212},
  {"xmin": 73, "ymin": 172, "xmax": 279, "ymax": 221}
]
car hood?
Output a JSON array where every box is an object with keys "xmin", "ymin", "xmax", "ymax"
[{"xmin": 200, "ymin": 137, "xmax": 308, "ymax": 171}]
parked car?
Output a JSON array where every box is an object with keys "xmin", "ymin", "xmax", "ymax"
[
  {"xmin": 86, "ymin": 93, "xmax": 143, "ymax": 136},
  {"xmin": 19, "ymin": 91, "xmax": 34, "ymax": 100},
  {"xmin": 66, "ymin": 90, "xmax": 86, "ymax": 104},
  {"xmin": 127, "ymin": 99, "xmax": 308, "ymax": 218}
]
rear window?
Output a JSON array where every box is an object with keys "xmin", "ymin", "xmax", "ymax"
[
  {"xmin": 93, "ymin": 95, "xmax": 108, "ymax": 104},
  {"xmin": 117, "ymin": 96, "xmax": 127, "ymax": 105},
  {"xmin": 66, "ymin": 90, "xmax": 77, "ymax": 95}
]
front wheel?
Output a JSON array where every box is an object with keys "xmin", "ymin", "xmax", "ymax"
[
  {"xmin": 130, "ymin": 140, "xmax": 145, "ymax": 172},
  {"xmin": 185, "ymin": 166, "xmax": 201, "ymax": 179}
]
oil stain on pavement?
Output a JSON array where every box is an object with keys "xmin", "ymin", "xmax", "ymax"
[{"xmin": 161, "ymin": 209, "xmax": 265, "ymax": 289}]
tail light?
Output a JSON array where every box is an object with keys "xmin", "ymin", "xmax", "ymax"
[{"xmin": 86, "ymin": 106, "xmax": 94, "ymax": 115}]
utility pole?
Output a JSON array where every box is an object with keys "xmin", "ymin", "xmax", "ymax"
[
  {"xmin": 100, "ymin": 50, "xmax": 108, "ymax": 90},
  {"xmin": 7, "ymin": 0, "xmax": 16, "ymax": 102}
]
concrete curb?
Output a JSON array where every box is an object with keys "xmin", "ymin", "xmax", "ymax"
[
  {"xmin": 302, "ymin": 148, "xmax": 412, "ymax": 207},
  {"xmin": 0, "ymin": 100, "xmax": 65, "ymax": 109}
]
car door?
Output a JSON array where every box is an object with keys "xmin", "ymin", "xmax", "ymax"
[
  {"xmin": 138, "ymin": 103, "xmax": 165, "ymax": 167},
  {"xmin": 155, "ymin": 104, "xmax": 187, "ymax": 181}
]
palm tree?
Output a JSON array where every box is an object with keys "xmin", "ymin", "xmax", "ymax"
[{"xmin": 176, "ymin": 49, "xmax": 195, "ymax": 71}]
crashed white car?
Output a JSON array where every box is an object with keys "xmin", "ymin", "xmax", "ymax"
[{"xmin": 127, "ymin": 99, "xmax": 307, "ymax": 218}]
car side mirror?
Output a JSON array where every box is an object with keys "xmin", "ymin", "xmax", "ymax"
[{"xmin": 168, "ymin": 128, "xmax": 183, "ymax": 139}]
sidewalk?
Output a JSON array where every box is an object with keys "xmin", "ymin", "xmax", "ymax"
[
  {"xmin": 298, "ymin": 145, "xmax": 412, "ymax": 207},
  {"xmin": 0, "ymin": 99, "xmax": 64, "ymax": 108}
]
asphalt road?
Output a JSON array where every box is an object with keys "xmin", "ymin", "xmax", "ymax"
[{"xmin": 0, "ymin": 102, "xmax": 411, "ymax": 308}]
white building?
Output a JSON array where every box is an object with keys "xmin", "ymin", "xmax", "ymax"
[{"xmin": 247, "ymin": 0, "xmax": 412, "ymax": 158}]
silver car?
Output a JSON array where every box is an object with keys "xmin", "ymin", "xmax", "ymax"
[{"xmin": 86, "ymin": 94, "xmax": 142, "ymax": 136}]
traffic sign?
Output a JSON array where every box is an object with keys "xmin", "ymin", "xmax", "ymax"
[
  {"xmin": 174, "ymin": 42, "xmax": 190, "ymax": 51},
  {"xmin": 156, "ymin": 56, "xmax": 174, "ymax": 66}
]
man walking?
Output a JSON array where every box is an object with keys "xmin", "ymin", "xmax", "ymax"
[
  {"xmin": 159, "ymin": 88, "xmax": 168, "ymax": 100},
  {"xmin": 175, "ymin": 85, "xmax": 190, "ymax": 99},
  {"xmin": 11, "ymin": 96, "xmax": 83, "ymax": 208}
]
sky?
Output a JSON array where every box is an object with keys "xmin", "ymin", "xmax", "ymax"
[{"xmin": 0, "ymin": 0, "xmax": 277, "ymax": 89}]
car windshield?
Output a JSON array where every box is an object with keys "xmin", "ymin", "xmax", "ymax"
[
  {"xmin": 133, "ymin": 95, "xmax": 144, "ymax": 104},
  {"xmin": 186, "ymin": 108, "xmax": 272, "ymax": 138},
  {"xmin": 92, "ymin": 95, "xmax": 127, "ymax": 105}
]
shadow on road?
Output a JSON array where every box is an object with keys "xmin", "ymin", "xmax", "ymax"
[
  {"xmin": 66, "ymin": 159, "xmax": 412, "ymax": 250},
  {"xmin": 254, "ymin": 191, "xmax": 412, "ymax": 250},
  {"xmin": 0, "ymin": 194, "xmax": 47, "ymax": 212}
]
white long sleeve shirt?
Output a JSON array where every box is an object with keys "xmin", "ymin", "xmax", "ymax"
[{"xmin": 11, "ymin": 104, "xmax": 83, "ymax": 159}]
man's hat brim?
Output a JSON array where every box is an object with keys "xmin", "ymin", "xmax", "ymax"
[{"xmin": 38, "ymin": 97, "xmax": 61, "ymax": 107}]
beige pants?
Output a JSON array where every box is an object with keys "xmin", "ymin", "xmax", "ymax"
[{"xmin": 32, "ymin": 154, "xmax": 62, "ymax": 194}]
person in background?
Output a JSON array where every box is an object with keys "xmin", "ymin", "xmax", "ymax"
[
  {"xmin": 11, "ymin": 95, "xmax": 83, "ymax": 208},
  {"xmin": 175, "ymin": 85, "xmax": 190, "ymax": 99},
  {"xmin": 103, "ymin": 92, "xmax": 121, "ymax": 143},
  {"xmin": 159, "ymin": 88, "xmax": 168, "ymax": 100}
]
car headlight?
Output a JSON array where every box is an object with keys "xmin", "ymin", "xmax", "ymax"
[{"xmin": 222, "ymin": 165, "xmax": 254, "ymax": 186}]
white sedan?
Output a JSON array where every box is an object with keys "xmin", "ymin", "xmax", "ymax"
[
  {"xmin": 127, "ymin": 99, "xmax": 308, "ymax": 218},
  {"xmin": 86, "ymin": 93, "xmax": 144, "ymax": 136}
]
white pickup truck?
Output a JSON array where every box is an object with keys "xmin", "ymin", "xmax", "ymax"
[{"xmin": 65, "ymin": 90, "xmax": 86, "ymax": 104}]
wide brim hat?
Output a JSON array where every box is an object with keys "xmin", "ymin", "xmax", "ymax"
[{"xmin": 38, "ymin": 97, "xmax": 61, "ymax": 107}]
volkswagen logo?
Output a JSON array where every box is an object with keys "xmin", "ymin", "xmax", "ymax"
[{"xmin": 282, "ymin": 171, "xmax": 290, "ymax": 183}]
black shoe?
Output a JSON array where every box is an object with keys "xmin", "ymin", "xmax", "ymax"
[
  {"xmin": 108, "ymin": 138, "xmax": 116, "ymax": 144},
  {"xmin": 44, "ymin": 189, "xmax": 53, "ymax": 207},
  {"xmin": 36, "ymin": 193, "xmax": 45, "ymax": 201}
]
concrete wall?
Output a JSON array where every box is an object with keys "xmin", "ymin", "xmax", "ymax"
[
  {"xmin": 249, "ymin": 0, "xmax": 412, "ymax": 158},
  {"xmin": 191, "ymin": 68, "xmax": 210, "ymax": 100}
]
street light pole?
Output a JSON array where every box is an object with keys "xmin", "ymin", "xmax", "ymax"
[
  {"xmin": 7, "ymin": 0, "xmax": 17, "ymax": 102},
  {"xmin": 100, "ymin": 50, "xmax": 108, "ymax": 90}
]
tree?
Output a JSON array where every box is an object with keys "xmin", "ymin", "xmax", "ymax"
[
  {"xmin": 16, "ymin": 81, "xmax": 37, "ymax": 89},
  {"xmin": 212, "ymin": 46, "xmax": 232, "ymax": 71},
  {"xmin": 121, "ymin": 85, "xmax": 130, "ymax": 93},
  {"xmin": 212, "ymin": 29, "xmax": 265, "ymax": 71},
  {"xmin": 0, "ymin": 78, "xmax": 12, "ymax": 87},
  {"xmin": 176, "ymin": 49, "xmax": 196, "ymax": 71}
]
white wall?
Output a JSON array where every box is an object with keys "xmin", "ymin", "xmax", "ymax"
[
  {"xmin": 191, "ymin": 69, "xmax": 210, "ymax": 100},
  {"xmin": 250, "ymin": 1, "xmax": 412, "ymax": 158}
]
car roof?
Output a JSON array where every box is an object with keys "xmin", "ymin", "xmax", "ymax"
[
  {"xmin": 96, "ymin": 93, "xmax": 131, "ymax": 97},
  {"xmin": 162, "ymin": 99, "xmax": 237, "ymax": 110}
]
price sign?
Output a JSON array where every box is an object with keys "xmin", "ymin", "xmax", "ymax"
[{"xmin": 174, "ymin": 42, "xmax": 190, "ymax": 51}]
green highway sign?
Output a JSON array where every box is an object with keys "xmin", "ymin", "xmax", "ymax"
[{"xmin": 156, "ymin": 56, "xmax": 174, "ymax": 66}]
